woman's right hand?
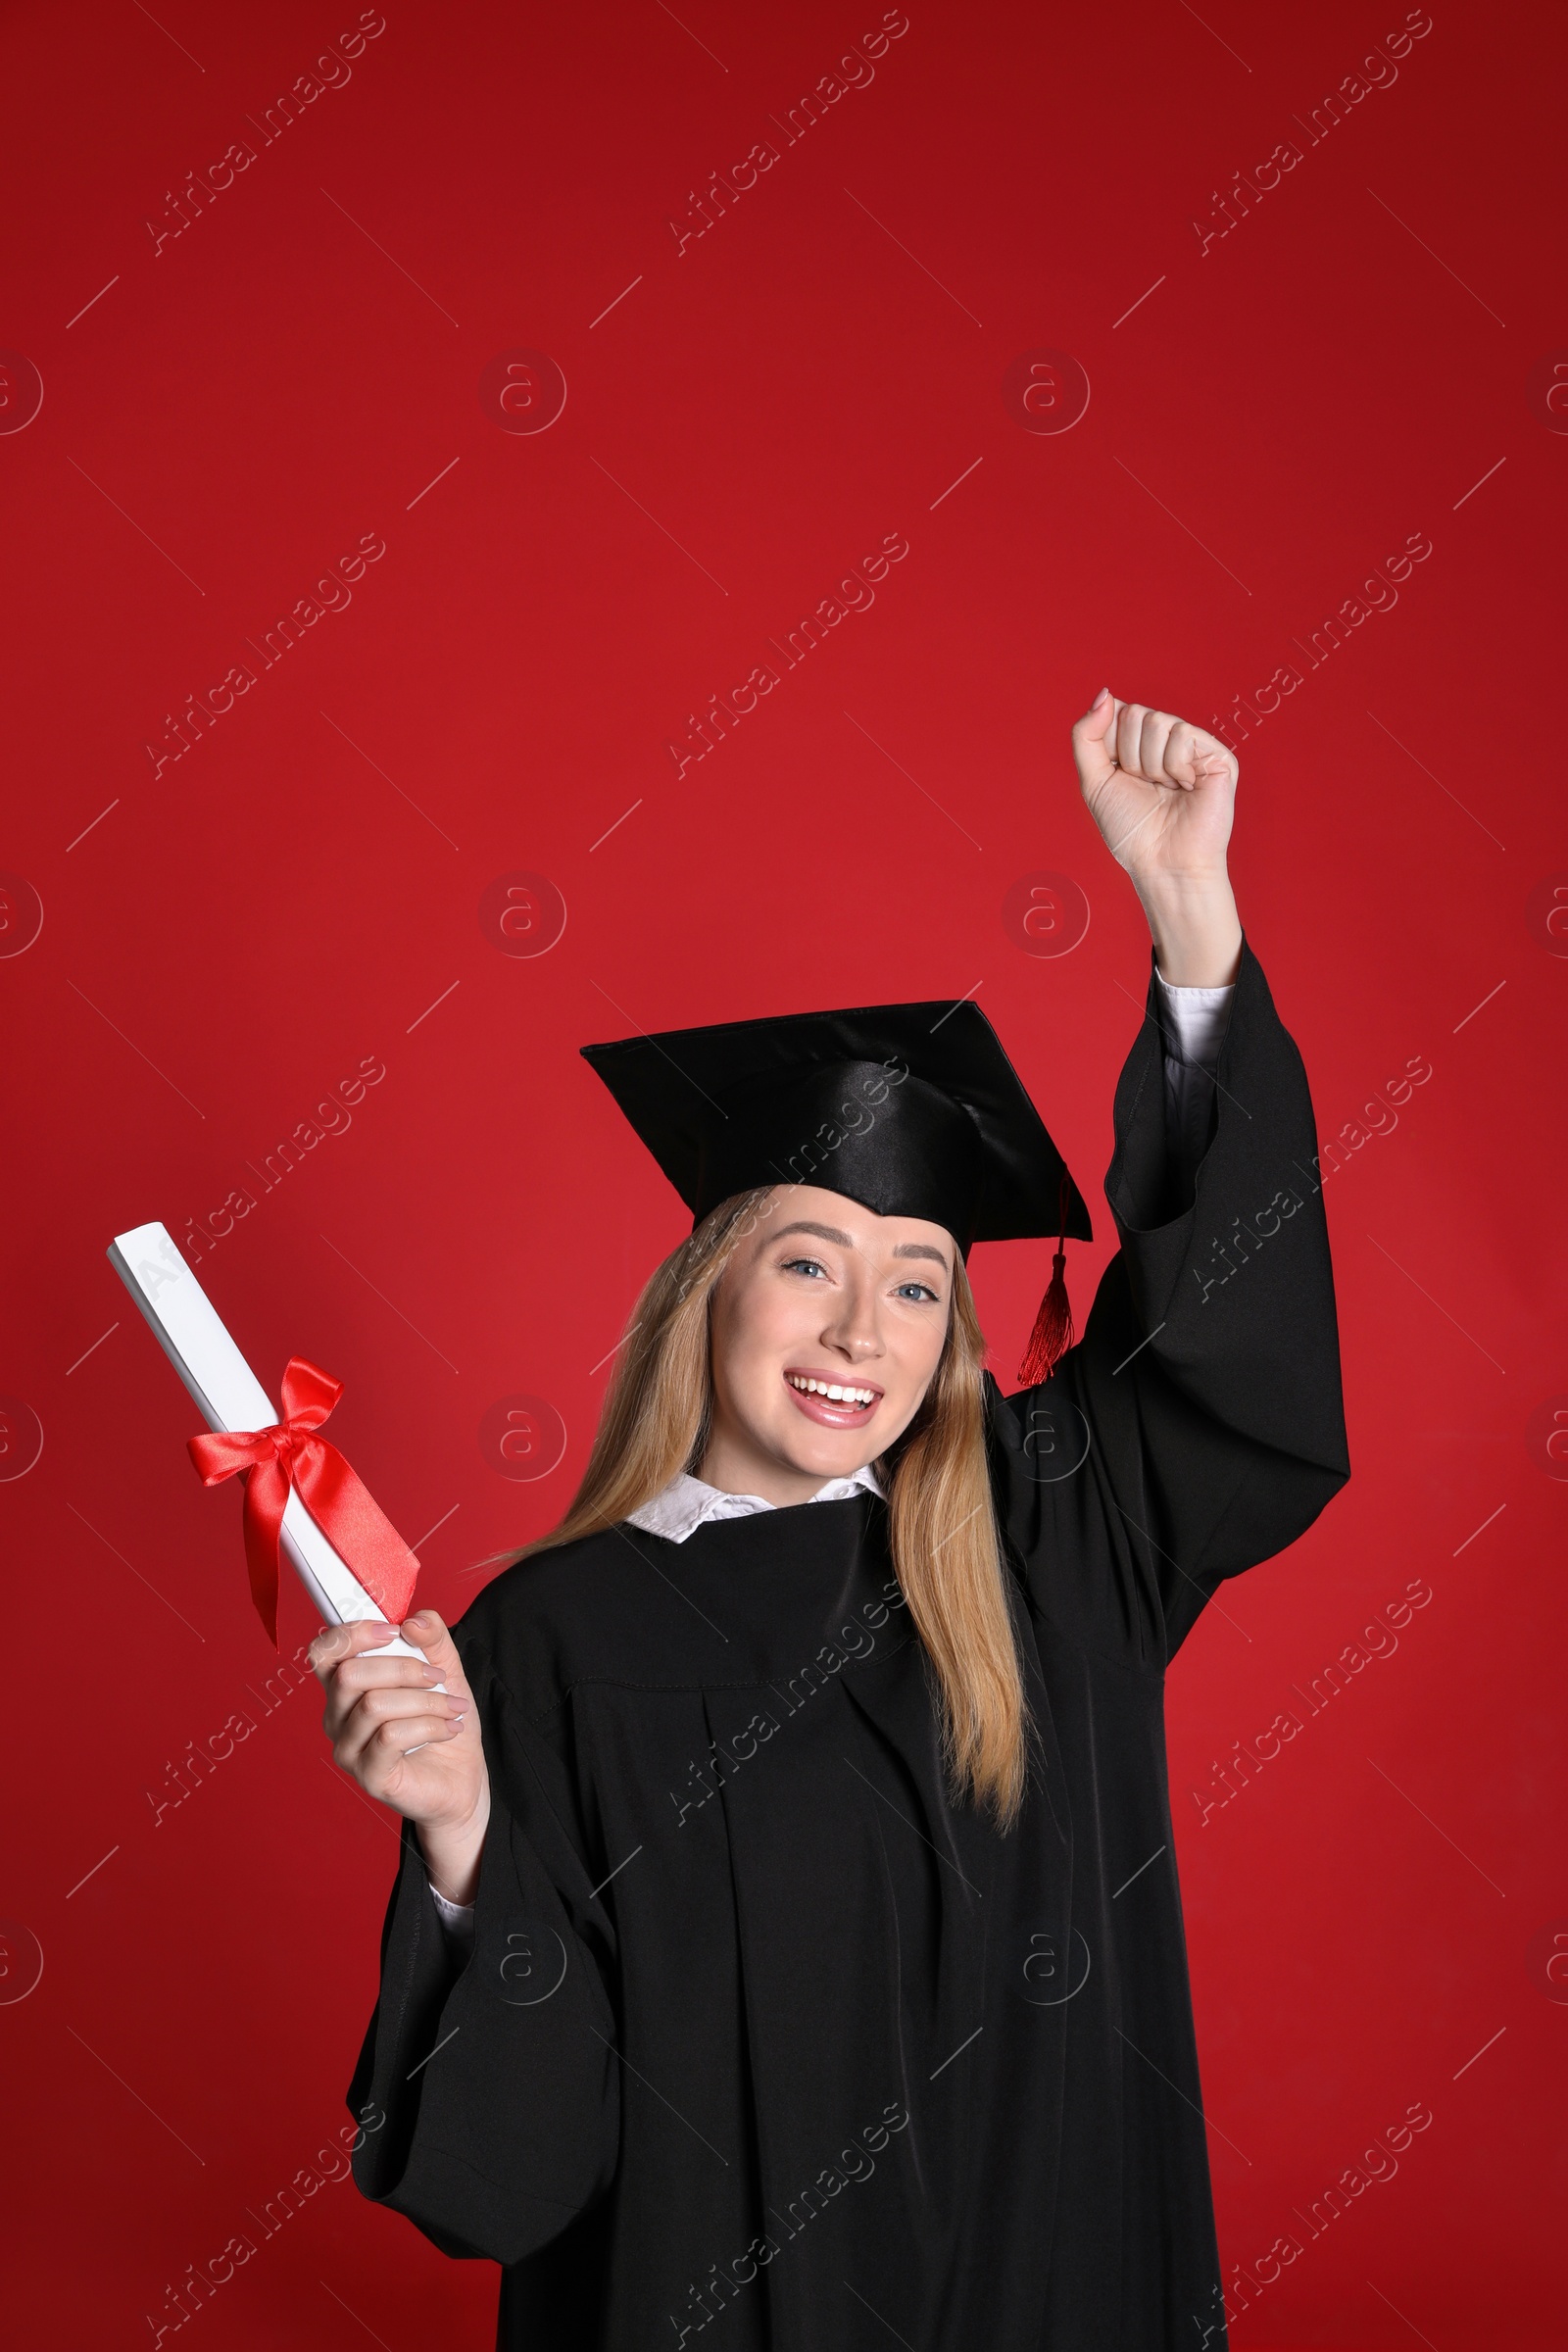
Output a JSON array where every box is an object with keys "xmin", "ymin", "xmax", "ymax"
[{"xmin": 309, "ymin": 1609, "xmax": 491, "ymax": 1902}]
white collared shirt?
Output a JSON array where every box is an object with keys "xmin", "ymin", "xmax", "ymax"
[
  {"xmin": 426, "ymin": 973, "xmax": 1232, "ymax": 1943},
  {"xmin": 624, "ymin": 1459, "xmax": 886, "ymax": 1544}
]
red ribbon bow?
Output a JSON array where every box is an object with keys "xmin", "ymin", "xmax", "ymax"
[{"xmin": 187, "ymin": 1357, "xmax": 419, "ymax": 1646}]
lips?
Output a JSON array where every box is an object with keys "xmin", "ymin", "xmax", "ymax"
[{"xmin": 783, "ymin": 1368, "xmax": 883, "ymax": 1429}]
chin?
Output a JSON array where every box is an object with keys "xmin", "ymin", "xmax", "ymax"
[{"xmin": 768, "ymin": 1419, "xmax": 881, "ymax": 1480}]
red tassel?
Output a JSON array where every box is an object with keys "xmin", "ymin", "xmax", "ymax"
[{"xmin": 1017, "ymin": 1180, "xmax": 1075, "ymax": 1387}]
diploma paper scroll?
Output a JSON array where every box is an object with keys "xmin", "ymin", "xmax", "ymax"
[{"xmin": 109, "ymin": 1222, "xmax": 436, "ymax": 1680}]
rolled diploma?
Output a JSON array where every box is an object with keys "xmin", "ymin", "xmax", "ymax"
[{"xmin": 108, "ymin": 1221, "xmax": 436, "ymax": 1684}]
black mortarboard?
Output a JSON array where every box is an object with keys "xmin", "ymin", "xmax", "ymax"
[{"xmin": 579, "ymin": 1000, "xmax": 1092, "ymax": 1261}]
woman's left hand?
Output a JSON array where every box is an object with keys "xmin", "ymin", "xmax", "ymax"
[
  {"xmin": 1069, "ymin": 689, "xmax": 1244, "ymax": 987},
  {"xmin": 1070, "ymin": 689, "xmax": 1237, "ymax": 886}
]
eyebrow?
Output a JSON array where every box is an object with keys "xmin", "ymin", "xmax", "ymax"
[{"xmin": 768, "ymin": 1218, "xmax": 952, "ymax": 1270}]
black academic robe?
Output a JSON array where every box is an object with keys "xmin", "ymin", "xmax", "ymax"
[{"xmin": 347, "ymin": 941, "xmax": 1349, "ymax": 2349}]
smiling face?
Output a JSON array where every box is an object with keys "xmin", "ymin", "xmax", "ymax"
[{"xmin": 699, "ymin": 1184, "xmax": 957, "ymax": 1506}]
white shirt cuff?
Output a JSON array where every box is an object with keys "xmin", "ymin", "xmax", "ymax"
[
  {"xmin": 428, "ymin": 1878, "xmax": 476, "ymax": 1950},
  {"xmin": 1154, "ymin": 973, "xmax": 1233, "ymax": 1185},
  {"xmin": 1154, "ymin": 972, "xmax": 1233, "ymax": 1071}
]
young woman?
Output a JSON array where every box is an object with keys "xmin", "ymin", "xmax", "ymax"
[{"xmin": 312, "ymin": 690, "xmax": 1348, "ymax": 2350}]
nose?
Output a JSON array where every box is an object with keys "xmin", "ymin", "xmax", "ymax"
[{"xmin": 820, "ymin": 1263, "xmax": 884, "ymax": 1362}]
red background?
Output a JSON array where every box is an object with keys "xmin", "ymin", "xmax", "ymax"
[{"xmin": 3, "ymin": 1, "xmax": 1564, "ymax": 2343}]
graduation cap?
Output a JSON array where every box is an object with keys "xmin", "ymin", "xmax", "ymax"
[{"xmin": 581, "ymin": 1000, "xmax": 1091, "ymax": 1383}]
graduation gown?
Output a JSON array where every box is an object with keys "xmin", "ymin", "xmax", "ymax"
[{"xmin": 346, "ymin": 941, "xmax": 1349, "ymax": 2348}]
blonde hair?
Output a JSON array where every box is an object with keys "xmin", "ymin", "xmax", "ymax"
[{"xmin": 519, "ymin": 1188, "xmax": 1034, "ymax": 1827}]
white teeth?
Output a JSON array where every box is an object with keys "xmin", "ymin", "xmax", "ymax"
[{"xmin": 788, "ymin": 1374, "xmax": 875, "ymax": 1406}]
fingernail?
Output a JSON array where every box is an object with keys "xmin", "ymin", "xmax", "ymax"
[{"xmin": 1091, "ymin": 686, "xmax": 1109, "ymax": 710}]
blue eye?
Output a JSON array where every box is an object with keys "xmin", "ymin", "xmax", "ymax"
[
  {"xmin": 897, "ymin": 1281, "xmax": 940, "ymax": 1302},
  {"xmin": 781, "ymin": 1256, "xmax": 828, "ymax": 1279}
]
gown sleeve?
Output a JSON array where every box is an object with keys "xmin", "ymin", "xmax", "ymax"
[
  {"xmin": 987, "ymin": 938, "xmax": 1349, "ymax": 1664},
  {"xmin": 346, "ymin": 1608, "xmax": 620, "ymax": 2266}
]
